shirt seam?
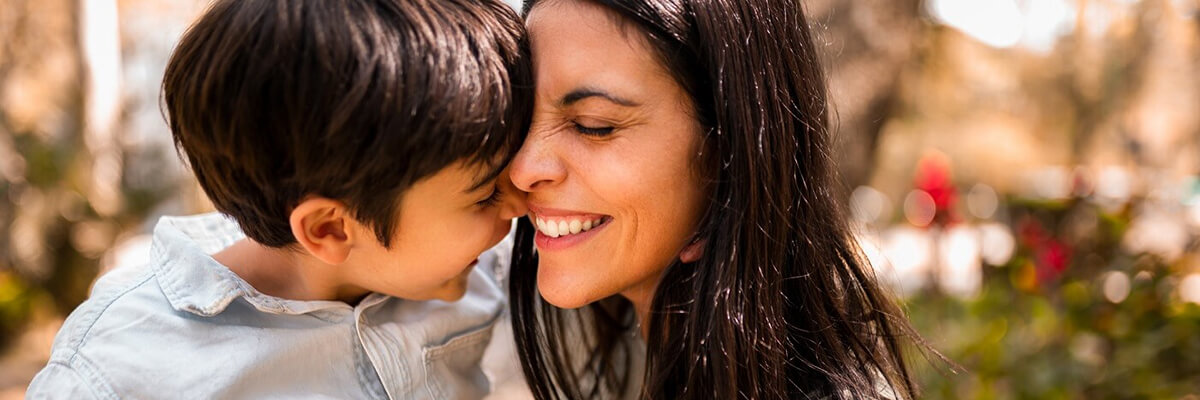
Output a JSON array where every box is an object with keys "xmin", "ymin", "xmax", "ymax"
[
  {"xmin": 59, "ymin": 271, "xmax": 156, "ymax": 365},
  {"xmin": 33, "ymin": 360, "xmax": 106, "ymax": 400},
  {"xmin": 61, "ymin": 354, "xmax": 120, "ymax": 400},
  {"xmin": 352, "ymin": 325, "xmax": 391, "ymax": 400}
]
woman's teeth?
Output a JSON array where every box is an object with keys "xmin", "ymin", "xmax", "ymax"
[{"xmin": 534, "ymin": 216, "xmax": 604, "ymax": 238}]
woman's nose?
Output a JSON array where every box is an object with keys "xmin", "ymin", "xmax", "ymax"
[{"xmin": 508, "ymin": 133, "xmax": 566, "ymax": 193}]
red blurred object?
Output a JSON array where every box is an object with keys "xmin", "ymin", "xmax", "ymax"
[
  {"xmin": 914, "ymin": 152, "xmax": 960, "ymax": 226},
  {"xmin": 1035, "ymin": 238, "xmax": 1072, "ymax": 284},
  {"xmin": 1017, "ymin": 216, "xmax": 1073, "ymax": 285},
  {"xmin": 1017, "ymin": 216, "xmax": 1047, "ymax": 248}
]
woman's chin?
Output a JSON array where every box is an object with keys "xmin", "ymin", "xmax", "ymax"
[{"xmin": 536, "ymin": 270, "xmax": 595, "ymax": 309}]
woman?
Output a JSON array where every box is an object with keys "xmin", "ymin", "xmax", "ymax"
[{"xmin": 507, "ymin": 0, "xmax": 932, "ymax": 398}]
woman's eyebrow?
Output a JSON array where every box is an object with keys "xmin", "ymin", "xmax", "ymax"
[{"xmin": 560, "ymin": 87, "xmax": 640, "ymax": 107}]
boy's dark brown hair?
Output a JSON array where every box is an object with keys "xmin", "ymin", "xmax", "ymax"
[{"xmin": 162, "ymin": 0, "xmax": 530, "ymax": 247}]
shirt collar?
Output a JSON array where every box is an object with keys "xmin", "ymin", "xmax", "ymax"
[{"xmin": 149, "ymin": 213, "xmax": 374, "ymax": 317}]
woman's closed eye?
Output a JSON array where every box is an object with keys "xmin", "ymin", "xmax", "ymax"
[{"xmin": 572, "ymin": 121, "xmax": 615, "ymax": 136}]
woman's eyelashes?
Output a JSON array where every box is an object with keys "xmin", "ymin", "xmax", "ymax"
[{"xmin": 572, "ymin": 121, "xmax": 615, "ymax": 136}]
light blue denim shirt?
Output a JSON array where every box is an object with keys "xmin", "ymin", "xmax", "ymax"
[{"xmin": 26, "ymin": 213, "xmax": 522, "ymax": 399}]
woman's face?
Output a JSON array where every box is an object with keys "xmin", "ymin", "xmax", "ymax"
[{"xmin": 510, "ymin": 0, "xmax": 708, "ymax": 309}]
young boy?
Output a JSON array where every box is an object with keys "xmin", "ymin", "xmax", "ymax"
[{"xmin": 27, "ymin": 0, "xmax": 531, "ymax": 398}]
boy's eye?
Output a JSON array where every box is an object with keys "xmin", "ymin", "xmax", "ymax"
[
  {"xmin": 476, "ymin": 185, "xmax": 503, "ymax": 208},
  {"xmin": 572, "ymin": 122, "xmax": 615, "ymax": 136}
]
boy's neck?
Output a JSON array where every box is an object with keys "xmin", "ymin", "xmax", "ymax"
[{"xmin": 212, "ymin": 239, "xmax": 370, "ymax": 305}]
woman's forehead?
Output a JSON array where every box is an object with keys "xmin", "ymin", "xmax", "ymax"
[{"xmin": 526, "ymin": 1, "xmax": 672, "ymax": 105}]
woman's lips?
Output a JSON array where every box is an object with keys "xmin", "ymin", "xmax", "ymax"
[
  {"xmin": 533, "ymin": 215, "xmax": 607, "ymax": 237},
  {"xmin": 527, "ymin": 205, "xmax": 612, "ymax": 251}
]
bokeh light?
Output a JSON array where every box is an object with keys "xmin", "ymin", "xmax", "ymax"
[
  {"xmin": 903, "ymin": 190, "xmax": 936, "ymax": 227},
  {"xmin": 1101, "ymin": 271, "xmax": 1131, "ymax": 304}
]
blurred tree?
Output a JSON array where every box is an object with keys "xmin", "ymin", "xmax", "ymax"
[
  {"xmin": 808, "ymin": 0, "xmax": 924, "ymax": 189},
  {"xmin": 0, "ymin": 0, "xmax": 94, "ymax": 350},
  {"xmin": 0, "ymin": 0, "xmax": 177, "ymax": 351},
  {"xmin": 864, "ymin": 0, "xmax": 1200, "ymax": 200}
]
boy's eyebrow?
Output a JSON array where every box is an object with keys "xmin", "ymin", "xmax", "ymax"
[{"xmin": 560, "ymin": 87, "xmax": 640, "ymax": 107}]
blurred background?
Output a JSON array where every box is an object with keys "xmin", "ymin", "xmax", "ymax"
[{"xmin": 0, "ymin": 0, "xmax": 1198, "ymax": 398}]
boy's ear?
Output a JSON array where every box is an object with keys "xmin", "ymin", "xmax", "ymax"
[{"xmin": 289, "ymin": 197, "xmax": 355, "ymax": 265}]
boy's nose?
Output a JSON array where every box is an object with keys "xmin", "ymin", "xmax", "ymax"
[{"xmin": 508, "ymin": 134, "xmax": 566, "ymax": 193}]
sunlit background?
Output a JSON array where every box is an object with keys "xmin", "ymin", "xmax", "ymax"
[{"xmin": 2, "ymin": 0, "xmax": 1198, "ymax": 398}]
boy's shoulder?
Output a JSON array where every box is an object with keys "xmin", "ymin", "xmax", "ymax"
[
  {"xmin": 26, "ymin": 213, "xmax": 383, "ymax": 399},
  {"xmin": 27, "ymin": 264, "xmax": 161, "ymax": 399},
  {"xmin": 28, "ymin": 269, "xmax": 393, "ymax": 399},
  {"xmin": 35, "ymin": 212, "xmax": 233, "ymax": 365},
  {"xmin": 27, "ymin": 214, "xmax": 519, "ymax": 399}
]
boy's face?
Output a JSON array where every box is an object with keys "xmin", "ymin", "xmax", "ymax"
[{"xmin": 345, "ymin": 161, "xmax": 525, "ymax": 302}]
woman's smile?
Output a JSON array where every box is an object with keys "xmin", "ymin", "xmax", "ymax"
[{"xmin": 528, "ymin": 205, "xmax": 614, "ymax": 251}]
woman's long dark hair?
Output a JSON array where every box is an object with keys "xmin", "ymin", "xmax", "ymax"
[{"xmin": 510, "ymin": 0, "xmax": 934, "ymax": 398}]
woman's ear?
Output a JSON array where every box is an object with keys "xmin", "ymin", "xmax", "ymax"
[
  {"xmin": 289, "ymin": 197, "xmax": 356, "ymax": 265},
  {"xmin": 679, "ymin": 238, "xmax": 707, "ymax": 263}
]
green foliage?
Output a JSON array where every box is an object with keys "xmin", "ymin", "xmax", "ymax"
[{"xmin": 909, "ymin": 200, "xmax": 1200, "ymax": 399}]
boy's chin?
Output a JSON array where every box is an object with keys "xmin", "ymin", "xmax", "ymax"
[
  {"xmin": 433, "ymin": 285, "xmax": 469, "ymax": 302},
  {"xmin": 431, "ymin": 273, "xmax": 472, "ymax": 302}
]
